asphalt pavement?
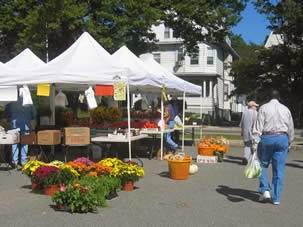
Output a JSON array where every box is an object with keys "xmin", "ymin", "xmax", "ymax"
[{"xmin": 0, "ymin": 146, "xmax": 303, "ymax": 227}]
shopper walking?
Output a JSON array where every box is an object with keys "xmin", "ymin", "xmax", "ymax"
[
  {"xmin": 252, "ymin": 90, "xmax": 294, "ymax": 205},
  {"xmin": 240, "ymin": 101, "xmax": 258, "ymax": 165}
]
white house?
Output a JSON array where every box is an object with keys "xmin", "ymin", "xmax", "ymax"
[
  {"xmin": 148, "ymin": 24, "xmax": 240, "ymax": 120},
  {"xmin": 264, "ymin": 31, "xmax": 283, "ymax": 48}
]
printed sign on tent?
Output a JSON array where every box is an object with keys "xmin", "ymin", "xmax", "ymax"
[
  {"xmin": 113, "ymin": 81, "xmax": 126, "ymax": 101},
  {"xmin": 95, "ymin": 85, "xmax": 114, "ymax": 96},
  {"xmin": 37, "ymin": 84, "xmax": 50, "ymax": 96}
]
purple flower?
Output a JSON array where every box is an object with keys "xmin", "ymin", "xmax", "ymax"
[{"xmin": 73, "ymin": 157, "xmax": 94, "ymax": 165}]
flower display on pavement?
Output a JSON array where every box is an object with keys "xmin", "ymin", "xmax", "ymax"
[{"xmin": 22, "ymin": 160, "xmax": 47, "ymax": 177}]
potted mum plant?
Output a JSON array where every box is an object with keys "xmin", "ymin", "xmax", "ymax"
[
  {"xmin": 119, "ymin": 163, "xmax": 144, "ymax": 191},
  {"xmin": 52, "ymin": 179, "xmax": 103, "ymax": 213},
  {"xmin": 31, "ymin": 165, "xmax": 61, "ymax": 196}
]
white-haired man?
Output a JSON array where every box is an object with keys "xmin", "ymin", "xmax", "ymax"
[{"xmin": 240, "ymin": 100, "xmax": 258, "ymax": 165}]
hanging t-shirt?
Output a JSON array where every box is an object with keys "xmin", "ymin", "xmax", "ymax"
[
  {"xmin": 19, "ymin": 85, "xmax": 33, "ymax": 106},
  {"xmin": 55, "ymin": 91, "xmax": 68, "ymax": 107},
  {"xmin": 85, "ymin": 86, "xmax": 97, "ymax": 110}
]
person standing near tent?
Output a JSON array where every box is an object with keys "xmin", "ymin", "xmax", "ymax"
[
  {"xmin": 5, "ymin": 98, "xmax": 36, "ymax": 168},
  {"xmin": 239, "ymin": 100, "xmax": 258, "ymax": 165},
  {"xmin": 164, "ymin": 100, "xmax": 178, "ymax": 152},
  {"xmin": 252, "ymin": 90, "xmax": 294, "ymax": 205}
]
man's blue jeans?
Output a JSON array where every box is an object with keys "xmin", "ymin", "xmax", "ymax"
[
  {"xmin": 11, "ymin": 119, "xmax": 30, "ymax": 165},
  {"xmin": 165, "ymin": 120, "xmax": 178, "ymax": 151},
  {"xmin": 257, "ymin": 134, "xmax": 288, "ymax": 203}
]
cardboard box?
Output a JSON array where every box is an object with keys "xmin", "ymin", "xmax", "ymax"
[
  {"xmin": 37, "ymin": 130, "xmax": 61, "ymax": 145},
  {"xmin": 196, "ymin": 155, "xmax": 218, "ymax": 164},
  {"xmin": 64, "ymin": 127, "xmax": 90, "ymax": 145},
  {"xmin": 0, "ymin": 133, "xmax": 20, "ymax": 144},
  {"xmin": 20, "ymin": 132, "xmax": 37, "ymax": 145}
]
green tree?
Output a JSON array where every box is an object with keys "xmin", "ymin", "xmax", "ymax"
[
  {"xmin": 231, "ymin": 0, "xmax": 303, "ymax": 126},
  {"xmin": 0, "ymin": 0, "xmax": 247, "ymax": 61}
]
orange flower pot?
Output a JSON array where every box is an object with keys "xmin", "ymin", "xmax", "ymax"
[
  {"xmin": 168, "ymin": 156, "xmax": 191, "ymax": 180},
  {"xmin": 122, "ymin": 181, "xmax": 134, "ymax": 191},
  {"xmin": 44, "ymin": 184, "xmax": 60, "ymax": 196},
  {"xmin": 197, "ymin": 146, "xmax": 216, "ymax": 156}
]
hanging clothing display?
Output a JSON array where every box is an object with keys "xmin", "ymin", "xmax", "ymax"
[
  {"xmin": 19, "ymin": 85, "xmax": 33, "ymax": 106},
  {"xmin": 78, "ymin": 94, "xmax": 85, "ymax": 103},
  {"xmin": 85, "ymin": 86, "xmax": 97, "ymax": 109},
  {"xmin": 132, "ymin": 94, "xmax": 142, "ymax": 108},
  {"xmin": 95, "ymin": 85, "xmax": 114, "ymax": 96},
  {"xmin": 0, "ymin": 86, "xmax": 18, "ymax": 101},
  {"xmin": 113, "ymin": 81, "xmax": 126, "ymax": 101},
  {"xmin": 141, "ymin": 94, "xmax": 149, "ymax": 110},
  {"xmin": 55, "ymin": 90, "xmax": 69, "ymax": 107},
  {"xmin": 37, "ymin": 84, "xmax": 50, "ymax": 96}
]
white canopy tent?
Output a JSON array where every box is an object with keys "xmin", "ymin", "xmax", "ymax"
[
  {"xmin": 0, "ymin": 32, "xmax": 166, "ymax": 161},
  {"xmin": 6, "ymin": 48, "xmax": 45, "ymax": 70},
  {"xmin": 140, "ymin": 54, "xmax": 203, "ymax": 158},
  {"xmin": 140, "ymin": 54, "xmax": 201, "ymax": 95}
]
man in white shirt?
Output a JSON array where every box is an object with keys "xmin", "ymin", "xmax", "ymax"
[
  {"xmin": 239, "ymin": 101, "xmax": 258, "ymax": 165},
  {"xmin": 252, "ymin": 90, "xmax": 294, "ymax": 205}
]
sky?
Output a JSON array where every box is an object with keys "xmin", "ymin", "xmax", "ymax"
[{"xmin": 232, "ymin": 2, "xmax": 271, "ymax": 45}]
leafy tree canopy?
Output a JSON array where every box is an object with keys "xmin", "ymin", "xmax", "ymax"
[
  {"xmin": 0, "ymin": 0, "xmax": 247, "ymax": 61},
  {"xmin": 231, "ymin": 0, "xmax": 303, "ymax": 126}
]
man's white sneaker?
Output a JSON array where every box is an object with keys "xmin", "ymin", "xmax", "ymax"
[
  {"xmin": 259, "ymin": 191, "xmax": 271, "ymax": 202},
  {"xmin": 273, "ymin": 201, "xmax": 280, "ymax": 205}
]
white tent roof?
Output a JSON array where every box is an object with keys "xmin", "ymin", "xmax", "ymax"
[
  {"xmin": 6, "ymin": 48, "xmax": 45, "ymax": 70},
  {"xmin": 0, "ymin": 32, "xmax": 126, "ymax": 85},
  {"xmin": 0, "ymin": 62, "xmax": 17, "ymax": 74},
  {"xmin": 140, "ymin": 54, "xmax": 202, "ymax": 95},
  {"xmin": 112, "ymin": 46, "xmax": 164, "ymax": 90}
]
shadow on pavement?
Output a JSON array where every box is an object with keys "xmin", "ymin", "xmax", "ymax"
[
  {"xmin": 223, "ymin": 159, "xmax": 243, "ymax": 166},
  {"xmin": 158, "ymin": 171, "xmax": 170, "ymax": 178},
  {"xmin": 293, "ymin": 160, "xmax": 303, "ymax": 163},
  {"xmin": 225, "ymin": 155, "xmax": 244, "ymax": 161},
  {"xmin": 0, "ymin": 166, "xmax": 12, "ymax": 171},
  {"xmin": 286, "ymin": 163, "xmax": 303, "ymax": 169},
  {"xmin": 216, "ymin": 185, "xmax": 261, "ymax": 203}
]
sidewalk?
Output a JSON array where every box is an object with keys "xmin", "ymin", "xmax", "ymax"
[{"xmin": 203, "ymin": 126, "xmax": 303, "ymax": 136}]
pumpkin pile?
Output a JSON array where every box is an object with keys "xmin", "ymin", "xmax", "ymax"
[{"xmin": 197, "ymin": 136, "xmax": 229, "ymax": 156}]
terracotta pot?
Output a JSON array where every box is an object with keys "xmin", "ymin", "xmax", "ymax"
[
  {"xmin": 122, "ymin": 181, "xmax": 134, "ymax": 191},
  {"xmin": 31, "ymin": 182, "xmax": 41, "ymax": 191},
  {"xmin": 44, "ymin": 184, "xmax": 60, "ymax": 196}
]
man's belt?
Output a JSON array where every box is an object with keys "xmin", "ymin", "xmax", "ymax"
[{"xmin": 262, "ymin": 131, "xmax": 287, "ymax": 135}]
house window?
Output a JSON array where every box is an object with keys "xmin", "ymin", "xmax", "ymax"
[
  {"xmin": 173, "ymin": 30, "xmax": 178, "ymax": 38},
  {"xmin": 224, "ymin": 84, "xmax": 229, "ymax": 101},
  {"xmin": 164, "ymin": 27, "xmax": 170, "ymax": 39},
  {"xmin": 153, "ymin": 53, "xmax": 161, "ymax": 63},
  {"xmin": 190, "ymin": 54, "xmax": 199, "ymax": 65},
  {"xmin": 207, "ymin": 47, "xmax": 214, "ymax": 65}
]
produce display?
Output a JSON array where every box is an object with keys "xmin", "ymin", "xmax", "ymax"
[
  {"xmin": 142, "ymin": 120, "xmax": 158, "ymax": 129},
  {"xmin": 197, "ymin": 136, "xmax": 229, "ymax": 159},
  {"xmin": 22, "ymin": 157, "xmax": 144, "ymax": 213}
]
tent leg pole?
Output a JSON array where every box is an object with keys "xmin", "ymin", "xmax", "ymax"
[
  {"xmin": 160, "ymin": 90, "xmax": 164, "ymax": 160},
  {"xmin": 182, "ymin": 92, "xmax": 186, "ymax": 153},
  {"xmin": 200, "ymin": 94, "xmax": 203, "ymax": 138},
  {"xmin": 127, "ymin": 83, "xmax": 132, "ymax": 161}
]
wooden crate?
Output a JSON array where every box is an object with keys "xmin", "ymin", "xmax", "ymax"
[
  {"xmin": 64, "ymin": 127, "xmax": 90, "ymax": 145},
  {"xmin": 37, "ymin": 130, "xmax": 61, "ymax": 145}
]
